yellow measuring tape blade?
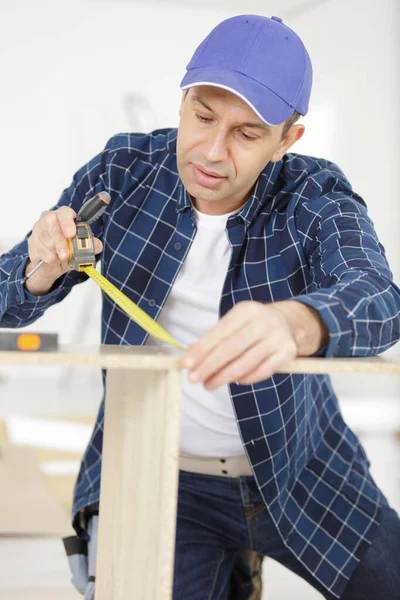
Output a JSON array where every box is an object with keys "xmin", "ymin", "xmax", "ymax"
[{"xmin": 82, "ymin": 266, "xmax": 186, "ymax": 351}]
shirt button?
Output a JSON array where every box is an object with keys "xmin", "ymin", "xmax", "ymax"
[
  {"xmin": 174, "ymin": 242, "xmax": 182, "ymax": 251},
  {"xmin": 148, "ymin": 299, "xmax": 156, "ymax": 308}
]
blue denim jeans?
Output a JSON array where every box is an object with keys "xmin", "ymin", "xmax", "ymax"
[{"xmin": 174, "ymin": 469, "xmax": 400, "ymax": 599}]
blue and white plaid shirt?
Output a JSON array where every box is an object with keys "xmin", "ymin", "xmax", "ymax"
[{"xmin": 1, "ymin": 129, "xmax": 400, "ymax": 598}]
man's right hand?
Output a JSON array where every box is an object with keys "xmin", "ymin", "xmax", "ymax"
[{"xmin": 24, "ymin": 206, "xmax": 103, "ymax": 296}]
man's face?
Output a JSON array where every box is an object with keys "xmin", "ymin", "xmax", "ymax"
[{"xmin": 176, "ymin": 86, "xmax": 302, "ymax": 215}]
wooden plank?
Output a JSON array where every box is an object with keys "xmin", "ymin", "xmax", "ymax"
[
  {"xmin": 276, "ymin": 355, "xmax": 400, "ymax": 375},
  {"xmin": 0, "ymin": 344, "xmax": 181, "ymax": 369},
  {"xmin": 0, "ymin": 345, "xmax": 399, "ymax": 374},
  {"xmin": 0, "ymin": 445, "xmax": 70, "ymax": 535},
  {"xmin": 95, "ymin": 367, "xmax": 182, "ymax": 600},
  {"xmin": 0, "ymin": 415, "xmax": 95, "ymax": 516}
]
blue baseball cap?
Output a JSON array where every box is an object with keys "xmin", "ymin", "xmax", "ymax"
[{"xmin": 180, "ymin": 15, "xmax": 313, "ymax": 126}]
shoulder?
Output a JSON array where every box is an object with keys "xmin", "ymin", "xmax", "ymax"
[
  {"xmin": 281, "ymin": 153, "xmax": 352, "ymax": 197},
  {"xmin": 103, "ymin": 128, "xmax": 178, "ymax": 169},
  {"xmin": 280, "ymin": 153, "xmax": 367, "ymax": 217}
]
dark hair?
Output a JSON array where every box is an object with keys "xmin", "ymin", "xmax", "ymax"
[{"xmin": 281, "ymin": 110, "xmax": 301, "ymax": 139}]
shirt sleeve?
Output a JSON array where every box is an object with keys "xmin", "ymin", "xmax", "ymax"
[
  {"xmin": 292, "ymin": 191, "xmax": 400, "ymax": 357},
  {"xmin": 0, "ymin": 136, "xmax": 116, "ymax": 329}
]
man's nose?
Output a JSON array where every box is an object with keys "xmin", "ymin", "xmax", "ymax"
[{"xmin": 203, "ymin": 130, "xmax": 229, "ymax": 163}]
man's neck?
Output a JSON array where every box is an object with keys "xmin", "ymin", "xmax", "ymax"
[{"xmin": 190, "ymin": 191, "xmax": 252, "ymax": 216}]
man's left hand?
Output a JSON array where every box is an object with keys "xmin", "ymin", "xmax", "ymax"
[{"xmin": 181, "ymin": 301, "xmax": 299, "ymax": 390}]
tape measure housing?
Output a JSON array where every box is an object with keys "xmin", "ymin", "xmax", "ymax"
[{"xmin": 68, "ymin": 223, "xmax": 96, "ymax": 271}]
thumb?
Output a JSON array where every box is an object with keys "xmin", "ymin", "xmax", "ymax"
[{"xmin": 93, "ymin": 238, "xmax": 103, "ymax": 255}]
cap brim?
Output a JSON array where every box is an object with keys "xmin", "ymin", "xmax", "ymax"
[{"xmin": 180, "ymin": 66, "xmax": 294, "ymax": 127}]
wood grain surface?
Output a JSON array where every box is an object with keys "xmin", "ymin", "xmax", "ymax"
[{"xmin": 0, "ymin": 345, "xmax": 399, "ymax": 374}]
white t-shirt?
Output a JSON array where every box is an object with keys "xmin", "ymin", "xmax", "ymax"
[{"xmin": 145, "ymin": 206, "xmax": 244, "ymax": 457}]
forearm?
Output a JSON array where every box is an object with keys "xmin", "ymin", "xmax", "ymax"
[
  {"xmin": 291, "ymin": 272, "xmax": 400, "ymax": 357},
  {"xmin": 274, "ymin": 300, "xmax": 329, "ymax": 356},
  {"xmin": 24, "ymin": 260, "xmax": 64, "ymax": 296},
  {"xmin": 294, "ymin": 192, "xmax": 400, "ymax": 357},
  {"xmin": 0, "ymin": 246, "xmax": 85, "ymax": 328},
  {"xmin": 0, "ymin": 253, "xmax": 52, "ymax": 327}
]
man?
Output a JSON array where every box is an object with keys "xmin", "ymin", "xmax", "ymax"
[{"xmin": 1, "ymin": 14, "xmax": 400, "ymax": 600}]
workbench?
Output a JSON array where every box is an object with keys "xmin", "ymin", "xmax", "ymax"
[{"xmin": 1, "ymin": 346, "xmax": 400, "ymax": 599}]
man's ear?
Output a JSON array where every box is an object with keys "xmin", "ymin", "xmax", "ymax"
[{"xmin": 270, "ymin": 124, "xmax": 305, "ymax": 163}]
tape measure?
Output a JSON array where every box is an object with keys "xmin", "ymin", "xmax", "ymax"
[
  {"xmin": 25, "ymin": 192, "xmax": 185, "ymax": 351},
  {"xmin": 65, "ymin": 214, "xmax": 185, "ymax": 349},
  {"xmin": 82, "ymin": 266, "xmax": 186, "ymax": 351},
  {"xmin": 67, "ymin": 223, "xmax": 96, "ymax": 271}
]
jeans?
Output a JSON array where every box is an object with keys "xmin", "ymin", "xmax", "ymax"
[{"xmin": 174, "ymin": 469, "xmax": 400, "ymax": 599}]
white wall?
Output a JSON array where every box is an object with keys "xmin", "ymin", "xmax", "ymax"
[
  {"xmin": 292, "ymin": 0, "xmax": 400, "ymax": 283},
  {"xmin": 0, "ymin": 0, "xmax": 399, "ymax": 420}
]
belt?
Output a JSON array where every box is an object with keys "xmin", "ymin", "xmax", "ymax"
[{"xmin": 179, "ymin": 453, "xmax": 253, "ymax": 478}]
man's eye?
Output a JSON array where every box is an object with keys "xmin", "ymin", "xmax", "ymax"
[
  {"xmin": 195, "ymin": 114, "xmax": 211, "ymax": 123},
  {"xmin": 240, "ymin": 131, "xmax": 257, "ymax": 142}
]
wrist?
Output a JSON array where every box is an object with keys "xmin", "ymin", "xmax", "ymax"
[
  {"xmin": 24, "ymin": 261, "xmax": 58, "ymax": 296},
  {"xmin": 273, "ymin": 300, "xmax": 329, "ymax": 356}
]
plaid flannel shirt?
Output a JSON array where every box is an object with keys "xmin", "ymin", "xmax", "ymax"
[{"xmin": 1, "ymin": 129, "xmax": 400, "ymax": 598}]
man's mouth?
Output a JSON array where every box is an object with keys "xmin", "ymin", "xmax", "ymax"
[{"xmin": 192, "ymin": 164, "xmax": 226, "ymax": 188}]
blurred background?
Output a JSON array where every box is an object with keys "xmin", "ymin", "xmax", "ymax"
[{"xmin": 0, "ymin": 0, "xmax": 399, "ymax": 598}]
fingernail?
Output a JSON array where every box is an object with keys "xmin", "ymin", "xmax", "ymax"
[{"xmin": 189, "ymin": 371, "xmax": 199, "ymax": 383}]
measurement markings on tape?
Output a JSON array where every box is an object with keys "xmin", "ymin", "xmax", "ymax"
[{"xmin": 82, "ymin": 266, "xmax": 186, "ymax": 351}]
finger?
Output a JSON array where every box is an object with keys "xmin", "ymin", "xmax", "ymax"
[
  {"xmin": 188, "ymin": 320, "xmax": 266, "ymax": 384},
  {"xmin": 183, "ymin": 302, "xmax": 258, "ymax": 369},
  {"xmin": 237, "ymin": 346, "xmax": 297, "ymax": 386},
  {"xmin": 38, "ymin": 250, "xmax": 71, "ymax": 273},
  {"xmin": 40, "ymin": 211, "xmax": 71, "ymax": 261},
  {"xmin": 202, "ymin": 337, "xmax": 279, "ymax": 390},
  {"xmin": 59, "ymin": 260, "xmax": 73, "ymax": 273},
  {"xmin": 93, "ymin": 238, "xmax": 103, "ymax": 255},
  {"xmin": 29, "ymin": 238, "xmax": 60, "ymax": 266},
  {"xmin": 56, "ymin": 206, "xmax": 77, "ymax": 238}
]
